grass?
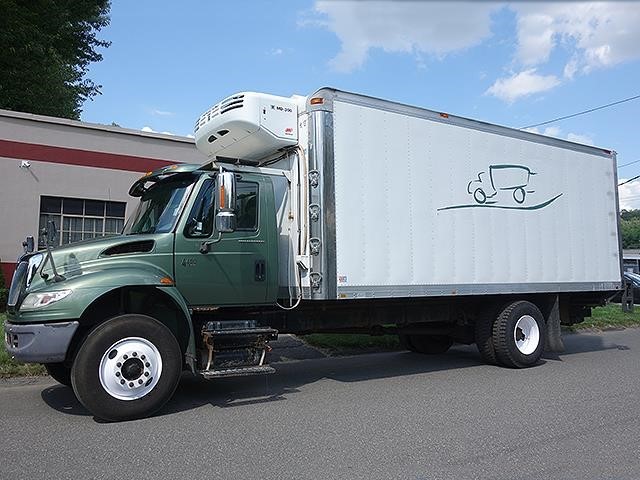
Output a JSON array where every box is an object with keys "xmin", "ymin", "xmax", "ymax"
[
  {"xmin": 569, "ymin": 303, "xmax": 640, "ymax": 331},
  {"xmin": 302, "ymin": 333, "xmax": 401, "ymax": 354},
  {"xmin": 0, "ymin": 313, "xmax": 46, "ymax": 378},
  {"xmin": 0, "ymin": 304, "xmax": 639, "ymax": 376}
]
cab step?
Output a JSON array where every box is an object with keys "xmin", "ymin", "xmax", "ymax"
[
  {"xmin": 198, "ymin": 365, "xmax": 275, "ymax": 379},
  {"xmin": 198, "ymin": 319, "xmax": 278, "ymax": 374}
]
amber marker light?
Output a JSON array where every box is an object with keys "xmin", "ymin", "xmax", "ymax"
[
  {"xmin": 439, "ymin": 112, "xmax": 449, "ymax": 118},
  {"xmin": 310, "ymin": 97, "xmax": 324, "ymax": 105},
  {"xmin": 160, "ymin": 276, "xmax": 174, "ymax": 285},
  {"xmin": 219, "ymin": 184, "xmax": 226, "ymax": 209}
]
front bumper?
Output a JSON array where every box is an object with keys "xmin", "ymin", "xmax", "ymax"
[{"xmin": 4, "ymin": 321, "xmax": 79, "ymax": 363}]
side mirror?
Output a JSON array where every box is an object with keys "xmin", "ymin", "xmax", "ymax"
[
  {"xmin": 216, "ymin": 172, "xmax": 236, "ymax": 233},
  {"xmin": 22, "ymin": 236, "xmax": 35, "ymax": 253}
]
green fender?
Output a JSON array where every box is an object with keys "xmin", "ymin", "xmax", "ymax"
[
  {"xmin": 12, "ymin": 265, "xmax": 197, "ymax": 372},
  {"xmin": 159, "ymin": 286, "xmax": 197, "ymax": 372},
  {"xmin": 12, "ymin": 265, "xmax": 173, "ymax": 322}
]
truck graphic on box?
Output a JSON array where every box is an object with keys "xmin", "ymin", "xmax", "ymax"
[{"xmin": 467, "ymin": 164, "xmax": 536, "ymax": 205}]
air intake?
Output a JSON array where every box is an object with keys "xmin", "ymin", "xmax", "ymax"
[{"xmin": 102, "ymin": 240, "xmax": 155, "ymax": 256}]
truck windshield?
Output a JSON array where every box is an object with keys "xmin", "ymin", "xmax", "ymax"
[{"xmin": 123, "ymin": 175, "xmax": 196, "ymax": 235}]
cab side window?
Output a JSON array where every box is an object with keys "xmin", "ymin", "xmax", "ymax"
[
  {"xmin": 236, "ymin": 182, "xmax": 258, "ymax": 230},
  {"xmin": 184, "ymin": 179, "xmax": 214, "ymax": 237}
]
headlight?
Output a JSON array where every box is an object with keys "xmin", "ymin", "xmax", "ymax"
[
  {"xmin": 21, "ymin": 290, "xmax": 72, "ymax": 309},
  {"xmin": 26, "ymin": 254, "xmax": 44, "ymax": 287}
]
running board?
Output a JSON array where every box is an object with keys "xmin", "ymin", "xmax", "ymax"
[{"xmin": 198, "ymin": 365, "xmax": 275, "ymax": 379}]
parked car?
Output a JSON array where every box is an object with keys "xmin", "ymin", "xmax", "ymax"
[{"xmin": 610, "ymin": 272, "xmax": 640, "ymax": 303}]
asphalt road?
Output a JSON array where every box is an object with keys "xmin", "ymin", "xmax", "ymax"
[{"xmin": 1, "ymin": 329, "xmax": 639, "ymax": 480}]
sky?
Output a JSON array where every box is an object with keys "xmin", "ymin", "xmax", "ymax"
[{"xmin": 80, "ymin": 1, "xmax": 640, "ymax": 208}]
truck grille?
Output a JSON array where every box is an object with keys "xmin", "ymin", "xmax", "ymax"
[{"xmin": 7, "ymin": 261, "xmax": 28, "ymax": 310}]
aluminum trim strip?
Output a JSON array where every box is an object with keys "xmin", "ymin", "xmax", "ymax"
[{"xmin": 336, "ymin": 282, "xmax": 620, "ymax": 299}]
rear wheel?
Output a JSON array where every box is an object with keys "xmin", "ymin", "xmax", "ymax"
[
  {"xmin": 400, "ymin": 334, "xmax": 453, "ymax": 354},
  {"xmin": 492, "ymin": 301, "xmax": 545, "ymax": 368},
  {"xmin": 475, "ymin": 309, "xmax": 498, "ymax": 365},
  {"xmin": 71, "ymin": 314, "xmax": 182, "ymax": 421},
  {"xmin": 398, "ymin": 334, "xmax": 414, "ymax": 352},
  {"xmin": 45, "ymin": 363, "xmax": 72, "ymax": 387}
]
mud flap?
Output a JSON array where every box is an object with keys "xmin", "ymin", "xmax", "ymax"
[{"xmin": 546, "ymin": 295, "xmax": 565, "ymax": 353}]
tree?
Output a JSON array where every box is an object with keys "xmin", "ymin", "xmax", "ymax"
[
  {"xmin": 0, "ymin": 0, "xmax": 111, "ymax": 119},
  {"xmin": 620, "ymin": 209, "xmax": 640, "ymax": 248}
]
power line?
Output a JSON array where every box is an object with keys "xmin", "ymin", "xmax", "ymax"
[
  {"xmin": 619, "ymin": 175, "xmax": 640, "ymax": 187},
  {"xmin": 521, "ymin": 94, "xmax": 640, "ymax": 130},
  {"xmin": 618, "ymin": 159, "xmax": 640, "ymax": 169}
]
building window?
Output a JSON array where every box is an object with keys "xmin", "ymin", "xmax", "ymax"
[{"xmin": 39, "ymin": 196, "xmax": 126, "ymax": 247}]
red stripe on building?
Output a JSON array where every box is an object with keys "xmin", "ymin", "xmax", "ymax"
[
  {"xmin": 1, "ymin": 262, "xmax": 16, "ymax": 288},
  {"xmin": 0, "ymin": 139, "xmax": 177, "ymax": 173}
]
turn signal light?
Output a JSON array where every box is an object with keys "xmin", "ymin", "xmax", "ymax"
[
  {"xmin": 310, "ymin": 97, "xmax": 324, "ymax": 105},
  {"xmin": 160, "ymin": 276, "xmax": 174, "ymax": 285}
]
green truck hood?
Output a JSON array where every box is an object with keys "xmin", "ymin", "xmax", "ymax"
[{"xmin": 31, "ymin": 234, "xmax": 174, "ymax": 292}]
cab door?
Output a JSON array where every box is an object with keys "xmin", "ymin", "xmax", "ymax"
[{"xmin": 174, "ymin": 174, "xmax": 271, "ymax": 306}]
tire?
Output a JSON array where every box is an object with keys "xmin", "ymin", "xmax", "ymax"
[
  {"xmin": 492, "ymin": 301, "xmax": 545, "ymax": 368},
  {"xmin": 71, "ymin": 314, "xmax": 182, "ymax": 422},
  {"xmin": 45, "ymin": 363, "xmax": 72, "ymax": 387},
  {"xmin": 398, "ymin": 334, "xmax": 415, "ymax": 352},
  {"xmin": 513, "ymin": 188, "xmax": 526, "ymax": 204},
  {"xmin": 403, "ymin": 335, "xmax": 453, "ymax": 354},
  {"xmin": 474, "ymin": 309, "xmax": 498, "ymax": 365},
  {"xmin": 474, "ymin": 188, "xmax": 487, "ymax": 204}
]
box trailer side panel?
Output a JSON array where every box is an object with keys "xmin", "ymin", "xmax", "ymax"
[{"xmin": 326, "ymin": 95, "xmax": 620, "ymax": 299}]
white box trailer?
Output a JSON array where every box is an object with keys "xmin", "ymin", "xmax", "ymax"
[{"xmin": 308, "ymin": 90, "xmax": 622, "ymax": 300}]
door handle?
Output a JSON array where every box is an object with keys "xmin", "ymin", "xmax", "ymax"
[{"xmin": 255, "ymin": 260, "xmax": 266, "ymax": 282}]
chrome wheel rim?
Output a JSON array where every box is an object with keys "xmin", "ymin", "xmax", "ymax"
[
  {"xmin": 99, "ymin": 337, "xmax": 162, "ymax": 401},
  {"xmin": 513, "ymin": 315, "xmax": 540, "ymax": 355}
]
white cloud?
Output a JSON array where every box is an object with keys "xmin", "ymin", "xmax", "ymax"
[
  {"xmin": 515, "ymin": 11, "xmax": 556, "ymax": 66},
  {"xmin": 141, "ymin": 126, "xmax": 175, "ymax": 136},
  {"xmin": 566, "ymin": 132, "xmax": 594, "ymax": 145},
  {"xmin": 152, "ymin": 109, "xmax": 174, "ymax": 117},
  {"xmin": 512, "ymin": 2, "xmax": 640, "ymax": 76},
  {"xmin": 619, "ymin": 181, "xmax": 640, "ymax": 210},
  {"xmin": 524, "ymin": 126, "xmax": 594, "ymax": 145},
  {"xmin": 563, "ymin": 56, "xmax": 578, "ymax": 80},
  {"xmin": 303, "ymin": 1, "xmax": 640, "ymax": 101},
  {"xmin": 310, "ymin": 1, "xmax": 500, "ymax": 72},
  {"xmin": 268, "ymin": 48, "xmax": 284, "ymax": 56},
  {"xmin": 486, "ymin": 69, "xmax": 561, "ymax": 103}
]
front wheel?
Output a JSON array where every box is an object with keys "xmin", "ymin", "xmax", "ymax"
[{"xmin": 71, "ymin": 314, "xmax": 182, "ymax": 421}]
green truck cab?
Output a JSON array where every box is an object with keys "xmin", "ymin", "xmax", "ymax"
[{"xmin": 5, "ymin": 162, "xmax": 280, "ymax": 420}]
